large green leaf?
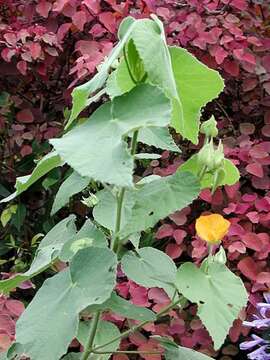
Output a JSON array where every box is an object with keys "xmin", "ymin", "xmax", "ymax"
[
  {"xmin": 169, "ymin": 47, "xmax": 224, "ymax": 143},
  {"xmin": 0, "ymin": 216, "xmax": 76, "ymax": 294},
  {"xmin": 157, "ymin": 337, "xmax": 213, "ymax": 360},
  {"xmin": 9, "ymin": 247, "xmax": 117, "ymax": 360},
  {"xmin": 122, "ymin": 247, "xmax": 177, "ymax": 298},
  {"xmin": 51, "ymin": 171, "xmax": 89, "ymax": 215},
  {"xmin": 178, "ymin": 156, "xmax": 240, "ymax": 189},
  {"xmin": 93, "ymin": 171, "xmax": 199, "ymax": 235},
  {"xmin": 60, "ymin": 219, "xmax": 107, "ymax": 262},
  {"xmin": 78, "ymin": 320, "xmax": 120, "ymax": 360},
  {"xmin": 0, "ymin": 152, "xmax": 62, "ymax": 203},
  {"xmin": 121, "ymin": 171, "xmax": 200, "ymax": 237},
  {"xmin": 51, "ymin": 84, "xmax": 171, "ymax": 187},
  {"xmin": 67, "ymin": 17, "xmax": 137, "ymax": 129},
  {"xmin": 176, "ymin": 262, "xmax": 248, "ymax": 350}
]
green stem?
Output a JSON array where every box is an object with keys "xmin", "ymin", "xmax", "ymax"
[
  {"xmin": 112, "ymin": 130, "xmax": 139, "ymax": 253},
  {"xmin": 80, "ymin": 312, "xmax": 100, "ymax": 360},
  {"xmin": 92, "ymin": 296, "xmax": 182, "ymax": 353},
  {"xmin": 112, "ymin": 187, "xmax": 126, "ymax": 252},
  {"xmin": 130, "ymin": 129, "xmax": 139, "ymax": 155}
]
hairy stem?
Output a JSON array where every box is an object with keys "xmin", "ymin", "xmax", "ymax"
[
  {"xmin": 80, "ymin": 311, "xmax": 100, "ymax": 360},
  {"xmin": 92, "ymin": 296, "xmax": 183, "ymax": 353}
]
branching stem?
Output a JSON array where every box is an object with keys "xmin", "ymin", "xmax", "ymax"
[{"xmin": 80, "ymin": 311, "xmax": 101, "ymax": 360}]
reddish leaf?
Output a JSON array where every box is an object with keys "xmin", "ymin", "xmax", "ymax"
[
  {"xmin": 241, "ymin": 232, "xmax": 263, "ymax": 251},
  {"xmin": 16, "ymin": 60, "xmax": 27, "ymax": 75},
  {"xmin": 99, "ymin": 12, "xmax": 117, "ymax": 33},
  {"xmin": 165, "ymin": 243, "xmax": 183, "ymax": 259},
  {"xmin": 1, "ymin": 48, "xmax": 16, "ymax": 62},
  {"xmin": 36, "ymin": 1, "xmax": 52, "ymax": 18},
  {"xmin": 155, "ymin": 224, "xmax": 174, "ymax": 239},
  {"xmin": 3, "ymin": 33, "xmax": 17, "ymax": 46},
  {"xmin": 29, "ymin": 42, "xmax": 42, "ymax": 60},
  {"xmin": 20, "ymin": 145, "xmax": 33, "ymax": 157},
  {"xmin": 83, "ymin": 0, "xmax": 100, "ymax": 14},
  {"xmin": 237, "ymin": 257, "xmax": 260, "ymax": 280},
  {"xmin": 72, "ymin": 11, "xmax": 87, "ymax": 31},
  {"xmin": 246, "ymin": 163, "xmax": 264, "ymax": 178},
  {"xmin": 0, "ymin": 334, "xmax": 12, "ymax": 352},
  {"xmin": 5, "ymin": 300, "xmax": 25, "ymax": 317},
  {"xmin": 16, "ymin": 109, "xmax": 34, "ymax": 123},
  {"xmin": 173, "ymin": 229, "xmax": 187, "ymax": 244},
  {"xmin": 223, "ymin": 59, "xmax": 239, "ymax": 76},
  {"xmin": 256, "ymin": 272, "xmax": 270, "ymax": 284}
]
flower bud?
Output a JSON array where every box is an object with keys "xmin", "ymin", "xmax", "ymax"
[
  {"xmin": 197, "ymin": 139, "xmax": 215, "ymax": 170},
  {"xmin": 200, "ymin": 116, "xmax": 218, "ymax": 138}
]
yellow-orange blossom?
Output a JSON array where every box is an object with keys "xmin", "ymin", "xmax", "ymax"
[{"xmin": 195, "ymin": 214, "xmax": 231, "ymax": 244}]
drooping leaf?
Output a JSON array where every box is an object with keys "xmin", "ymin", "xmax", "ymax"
[
  {"xmin": 67, "ymin": 17, "xmax": 137, "ymax": 129},
  {"xmin": 10, "ymin": 247, "xmax": 117, "ymax": 360},
  {"xmin": 178, "ymin": 156, "xmax": 240, "ymax": 189},
  {"xmin": 0, "ymin": 216, "xmax": 76, "ymax": 294},
  {"xmin": 78, "ymin": 320, "xmax": 120, "ymax": 360},
  {"xmin": 0, "ymin": 152, "xmax": 62, "ymax": 203},
  {"xmin": 156, "ymin": 337, "xmax": 213, "ymax": 360},
  {"xmin": 51, "ymin": 84, "xmax": 171, "ymax": 187},
  {"xmin": 131, "ymin": 19, "xmax": 179, "ymax": 105},
  {"xmin": 51, "ymin": 171, "xmax": 89, "ymax": 215},
  {"xmin": 60, "ymin": 219, "xmax": 108, "ymax": 261},
  {"xmin": 137, "ymin": 127, "xmax": 180, "ymax": 153},
  {"xmin": 122, "ymin": 247, "xmax": 177, "ymax": 298},
  {"xmin": 169, "ymin": 47, "xmax": 224, "ymax": 143},
  {"xmin": 175, "ymin": 262, "xmax": 248, "ymax": 349}
]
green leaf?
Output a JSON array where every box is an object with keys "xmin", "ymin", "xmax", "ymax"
[
  {"xmin": 51, "ymin": 84, "xmax": 171, "ymax": 187},
  {"xmin": 137, "ymin": 127, "xmax": 180, "ymax": 153},
  {"xmin": 11, "ymin": 203, "xmax": 26, "ymax": 230},
  {"xmin": 156, "ymin": 337, "xmax": 213, "ymax": 360},
  {"xmin": 60, "ymin": 219, "xmax": 108, "ymax": 262},
  {"xmin": 0, "ymin": 216, "xmax": 76, "ymax": 294},
  {"xmin": 10, "ymin": 247, "xmax": 117, "ymax": 360},
  {"xmin": 78, "ymin": 320, "xmax": 120, "ymax": 360},
  {"xmin": 120, "ymin": 171, "xmax": 200, "ymax": 237},
  {"xmin": 175, "ymin": 262, "xmax": 248, "ymax": 349},
  {"xmin": 67, "ymin": 17, "xmax": 137, "ymax": 129},
  {"xmin": 178, "ymin": 156, "xmax": 240, "ymax": 189},
  {"xmin": 87, "ymin": 292, "xmax": 156, "ymax": 322},
  {"xmin": 169, "ymin": 47, "xmax": 224, "ymax": 143},
  {"xmin": 0, "ymin": 151, "xmax": 62, "ymax": 203},
  {"xmin": 93, "ymin": 171, "xmax": 199, "ymax": 235},
  {"xmin": 1, "ymin": 204, "xmax": 17, "ymax": 227},
  {"xmin": 51, "ymin": 171, "xmax": 89, "ymax": 215},
  {"xmin": 93, "ymin": 189, "xmax": 135, "ymax": 231},
  {"xmin": 131, "ymin": 19, "xmax": 179, "ymax": 103},
  {"xmin": 122, "ymin": 247, "xmax": 177, "ymax": 298}
]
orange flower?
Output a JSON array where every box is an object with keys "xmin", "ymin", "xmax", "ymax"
[{"xmin": 195, "ymin": 214, "xmax": 230, "ymax": 244}]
